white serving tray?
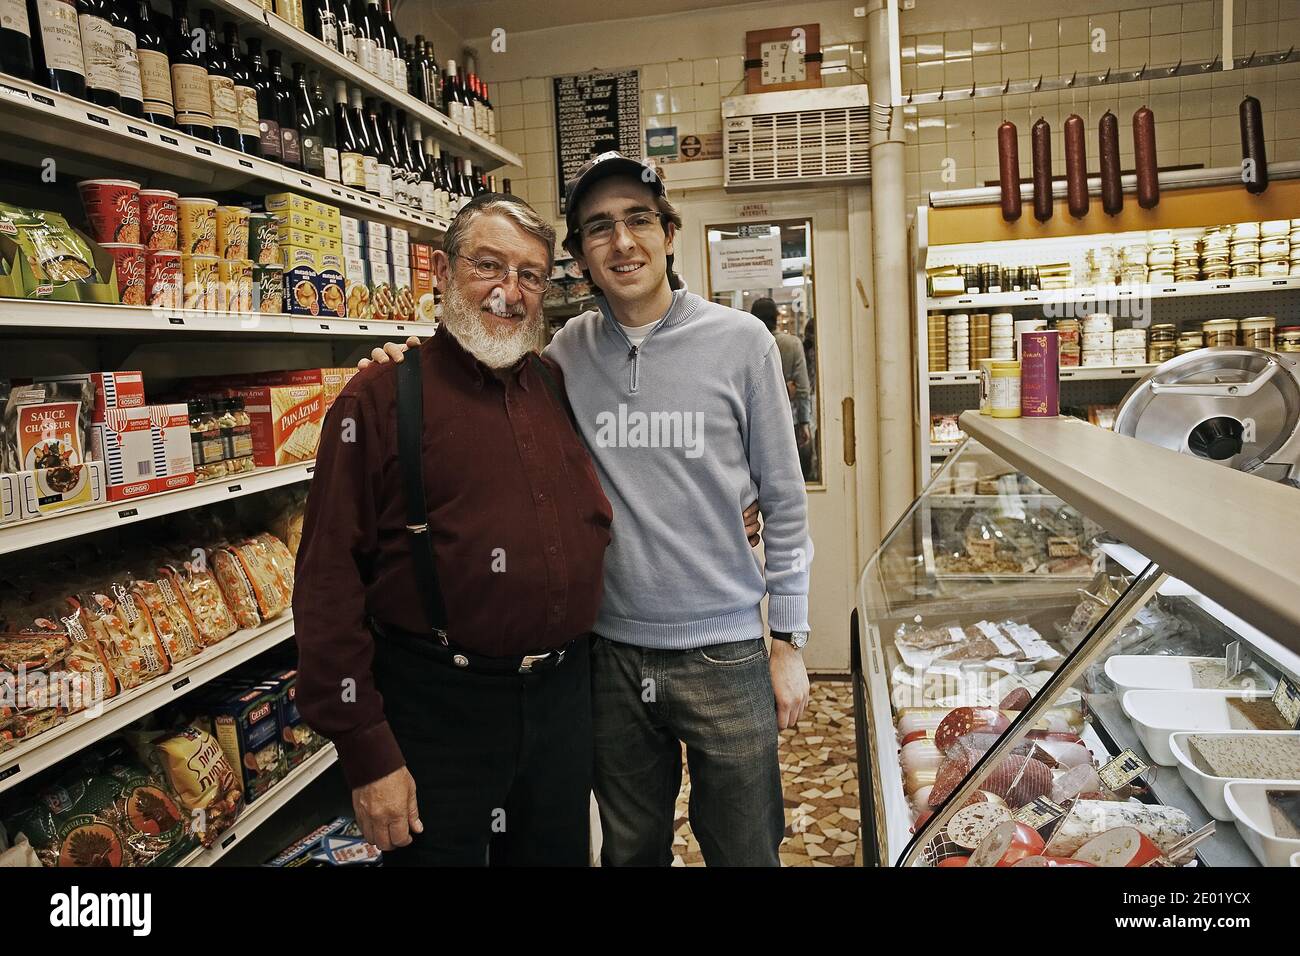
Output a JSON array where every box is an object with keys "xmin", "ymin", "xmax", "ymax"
[
  {"xmin": 1121, "ymin": 689, "xmax": 1279, "ymax": 766},
  {"xmin": 1224, "ymin": 780, "xmax": 1300, "ymax": 867},
  {"xmin": 1104, "ymin": 655, "xmax": 1274, "ymax": 699},
  {"xmin": 1168, "ymin": 730, "xmax": 1300, "ymax": 821}
]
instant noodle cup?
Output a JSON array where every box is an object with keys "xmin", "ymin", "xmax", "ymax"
[
  {"xmin": 253, "ymin": 265, "xmax": 283, "ymax": 313},
  {"xmin": 177, "ymin": 198, "xmax": 217, "ymax": 255},
  {"xmin": 248, "ymin": 212, "xmax": 279, "ymax": 265},
  {"xmin": 99, "ymin": 243, "xmax": 146, "ymax": 306},
  {"xmin": 138, "ymin": 190, "xmax": 179, "ymax": 250},
  {"xmin": 216, "ymin": 206, "xmax": 250, "ymax": 260},
  {"xmin": 182, "ymin": 255, "xmax": 219, "ymax": 310},
  {"xmin": 219, "ymin": 258, "xmax": 253, "ymax": 313},
  {"xmin": 78, "ymin": 179, "xmax": 140, "ymax": 244},
  {"xmin": 146, "ymin": 249, "xmax": 182, "ymax": 309}
]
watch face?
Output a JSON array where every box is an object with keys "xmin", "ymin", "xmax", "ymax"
[
  {"xmin": 791, "ymin": 631, "xmax": 809, "ymax": 648},
  {"xmin": 760, "ymin": 40, "xmax": 807, "ymax": 85}
]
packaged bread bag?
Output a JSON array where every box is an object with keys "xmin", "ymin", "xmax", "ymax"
[
  {"xmin": 158, "ymin": 555, "xmax": 239, "ymax": 646},
  {"xmin": 128, "ymin": 724, "xmax": 242, "ymax": 847}
]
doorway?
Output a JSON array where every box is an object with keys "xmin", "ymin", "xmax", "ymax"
[{"xmin": 676, "ymin": 187, "xmax": 859, "ymax": 673}]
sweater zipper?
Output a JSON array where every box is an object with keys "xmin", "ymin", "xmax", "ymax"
[{"xmin": 613, "ymin": 317, "xmax": 667, "ymax": 394}]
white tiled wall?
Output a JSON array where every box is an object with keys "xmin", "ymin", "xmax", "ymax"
[{"xmin": 900, "ymin": 0, "xmax": 1300, "ymax": 210}]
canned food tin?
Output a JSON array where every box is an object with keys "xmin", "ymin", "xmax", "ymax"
[
  {"xmin": 78, "ymin": 179, "xmax": 141, "ymax": 244},
  {"xmin": 146, "ymin": 249, "xmax": 182, "ymax": 309},
  {"xmin": 99, "ymin": 243, "xmax": 146, "ymax": 306},
  {"xmin": 138, "ymin": 190, "xmax": 179, "ymax": 251},
  {"xmin": 183, "ymin": 254, "xmax": 220, "ymax": 310},
  {"xmin": 248, "ymin": 213, "xmax": 281, "ymax": 265},
  {"xmin": 253, "ymin": 264, "xmax": 284, "ymax": 314},
  {"xmin": 216, "ymin": 206, "xmax": 251, "ymax": 260},
  {"xmin": 178, "ymin": 198, "xmax": 218, "ymax": 255}
]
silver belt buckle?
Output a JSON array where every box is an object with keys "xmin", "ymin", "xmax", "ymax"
[
  {"xmin": 518, "ymin": 652, "xmax": 550, "ymax": 673},
  {"xmin": 433, "ymin": 627, "xmax": 449, "ymax": 647}
]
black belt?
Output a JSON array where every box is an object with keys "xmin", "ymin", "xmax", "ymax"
[{"xmin": 370, "ymin": 618, "xmax": 575, "ymax": 675}]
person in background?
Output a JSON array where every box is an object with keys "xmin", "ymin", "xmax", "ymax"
[
  {"xmin": 294, "ymin": 193, "xmax": 613, "ymax": 866},
  {"xmin": 364, "ymin": 152, "xmax": 812, "ymax": 867},
  {"xmin": 751, "ymin": 297, "xmax": 812, "ymax": 451}
]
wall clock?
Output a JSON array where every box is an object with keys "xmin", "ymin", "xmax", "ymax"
[{"xmin": 744, "ymin": 25, "xmax": 822, "ymax": 94}]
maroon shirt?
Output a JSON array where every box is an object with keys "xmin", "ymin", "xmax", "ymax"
[{"xmin": 293, "ymin": 330, "xmax": 612, "ymax": 788}]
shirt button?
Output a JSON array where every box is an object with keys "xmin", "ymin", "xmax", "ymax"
[
  {"xmin": 537, "ymin": 493, "xmax": 546, "ymax": 503},
  {"xmin": 548, "ymin": 546, "xmax": 557, "ymax": 555}
]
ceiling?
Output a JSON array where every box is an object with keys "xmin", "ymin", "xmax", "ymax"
[{"xmin": 426, "ymin": 0, "xmax": 776, "ymax": 40}]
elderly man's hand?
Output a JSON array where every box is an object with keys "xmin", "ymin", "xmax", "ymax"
[
  {"xmin": 352, "ymin": 766, "xmax": 423, "ymax": 851},
  {"xmin": 359, "ymin": 335, "xmax": 422, "ymax": 369}
]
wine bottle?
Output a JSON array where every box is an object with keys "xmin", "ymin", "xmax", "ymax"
[
  {"xmin": 1, "ymin": 0, "xmax": 35, "ymax": 79},
  {"xmin": 199, "ymin": 8, "xmax": 238, "ymax": 149},
  {"xmin": 168, "ymin": 0, "xmax": 210, "ymax": 138},
  {"xmin": 224, "ymin": 21, "xmax": 258, "ymax": 154},
  {"xmin": 460, "ymin": 157, "xmax": 475, "ymax": 207},
  {"xmin": 364, "ymin": 95, "xmax": 391, "ymax": 199},
  {"xmin": 78, "ymin": 0, "xmax": 121, "ymax": 109},
  {"xmin": 394, "ymin": 106, "xmax": 417, "ymax": 206},
  {"xmin": 349, "ymin": 86, "xmax": 377, "ymax": 193},
  {"xmin": 443, "ymin": 58, "xmax": 465, "ymax": 126},
  {"xmin": 424, "ymin": 39, "xmax": 441, "ymax": 111},
  {"xmin": 268, "ymin": 48, "xmax": 300, "ymax": 168},
  {"xmin": 246, "ymin": 35, "xmax": 278, "ymax": 160},
  {"xmin": 293, "ymin": 61, "xmax": 323, "ymax": 176},
  {"xmin": 311, "ymin": 71, "xmax": 338, "ymax": 182},
  {"xmin": 30, "ymin": 0, "xmax": 86, "ymax": 97},
  {"xmin": 412, "ymin": 120, "xmax": 434, "ymax": 214},
  {"xmin": 133, "ymin": 0, "xmax": 172, "ymax": 125},
  {"xmin": 501, "ymin": 178, "xmax": 511, "ymax": 195},
  {"xmin": 336, "ymin": 0, "xmax": 356, "ymax": 62},
  {"xmin": 363, "ymin": 0, "xmax": 385, "ymax": 82},
  {"xmin": 482, "ymin": 79, "xmax": 494, "ymax": 139},
  {"xmin": 381, "ymin": 0, "xmax": 401, "ymax": 91},
  {"xmin": 427, "ymin": 138, "xmax": 448, "ymax": 218},
  {"xmin": 352, "ymin": 0, "xmax": 373, "ymax": 74},
  {"xmin": 108, "ymin": 0, "xmax": 140, "ymax": 115},
  {"xmin": 335, "ymin": 80, "xmax": 364, "ymax": 189},
  {"xmin": 311, "ymin": 0, "xmax": 338, "ymax": 53},
  {"xmin": 469, "ymin": 71, "xmax": 485, "ymax": 134}
]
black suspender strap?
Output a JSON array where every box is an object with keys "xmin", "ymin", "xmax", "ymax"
[
  {"xmin": 528, "ymin": 353, "xmax": 578, "ymax": 432},
  {"xmin": 395, "ymin": 352, "xmax": 449, "ymax": 637}
]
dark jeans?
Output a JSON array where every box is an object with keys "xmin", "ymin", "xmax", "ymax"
[
  {"xmin": 590, "ymin": 635, "xmax": 784, "ymax": 866},
  {"xmin": 371, "ymin": 631, "xmax": 593, "ymax": 866}
]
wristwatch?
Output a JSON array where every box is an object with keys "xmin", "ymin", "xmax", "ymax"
[{"xmin": 771, "ymin": 630, "xmax": 809, "ymax": 649}]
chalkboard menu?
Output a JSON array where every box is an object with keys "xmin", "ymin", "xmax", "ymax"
[{"xmin": 553, "ymin": 69, "xmax": 641, "ymax": 213}]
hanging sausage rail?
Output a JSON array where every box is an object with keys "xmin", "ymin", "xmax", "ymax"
[{"xmin": 901, "ymin": 46, "xmax": 1297, "ymax": 106}]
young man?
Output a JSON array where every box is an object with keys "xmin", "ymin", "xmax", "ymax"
[
  {"xmin": 294, "ymin": 194, "xmax": 613, "ymax": 866},
  {"xmin": 368, "ymin": 153, "xmax": 812, "ymax": 866}
]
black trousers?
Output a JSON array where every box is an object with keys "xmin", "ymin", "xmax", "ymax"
[{"xmin": 371, "ymin": 631, "xmax": 593, "ymax": 866}]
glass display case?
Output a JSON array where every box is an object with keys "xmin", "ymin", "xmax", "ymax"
[{"xmin": 852, "ymin": 413, "xmax": 1300, "ymax": 868}]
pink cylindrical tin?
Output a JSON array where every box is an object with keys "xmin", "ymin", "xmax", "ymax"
[{"xmin": 1020, "ymin": 328, "xmax": 1060, "ymax": 417}]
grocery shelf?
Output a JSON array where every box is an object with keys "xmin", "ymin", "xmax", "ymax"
[
  {"xmin": 0, "ymin": 74, "xmax": 449, "ymax": 242},
  {"xmin": 0, "ymin": 299, "xmax": 435, "ymax": 340},
  {"xmin": 0, "ymin": 616, "xmax": 296, "ymax": 796},
  {"xmin": 180, "ymin": 743, "xmax": 339, "ymax": 867},
  {"xmin": 924, "ymin": 275, "xmax": 1300, "ymax": 311},
  {"xmin": 927, "ymin": 492, "xmax": 1063, "ymax": 508},
  {"xmin": 929, "ymin": 364, "xmax": 1156, "ymax": 386},
  {"xmin": 0, "ymin": 461, "xmax": 315, "ymax": 556},
  {"xmin": 206, "ymin": 0, "xmax": 520, "ymax": 171}
]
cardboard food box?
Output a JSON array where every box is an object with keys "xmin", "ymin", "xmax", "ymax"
[
  {"xmin": 410, "ymin": 242, "xmax": 434, "ymax": 270},
  {"xmin": 278, "ymin": 227, "xmax": 342, "ymax": 254},
  {"xmin": 16, "ymin": 458, "xmax": 106, "ymax": 517},
  {"xmin": 392, "ymin": 263, "xmax": 413, "ymax": 321},
  {"xmin": 264, "ymin": 193, "xmax": 339, "ymax": 224},
  {"xmin": 343, "ymin": 240, "xmax": 365, "ymax": 260},
  {"xmin": 229, "ymin": 381, "xmax": 324, "ymax": 465},
  {"xmin": 0, "ymin": 204, "xmax": 120, "ymax": 303},
  {"xmin": 0, "ymin": 472, "xmax": 16, "ymax": 523},
  {"xmin": 269, "ymin": 210, "xmax": 339, "ymax": 239},
  {"xmin": 200, "ymin": 685, "xmax": 286, "ymax": 803},
  {"xmin": 257, "ymin": 668, "xmax": 328, "ymax": 770},
  {"xmin": 339, "ymin": 215, "xmax": 361, "ymax": 246},
  {"xmin": 319, "ymin": 368, "xmax": 359, "ymax": 414},
  {"xmin": 363, "ymin": 221, "xmax": 388, "ymax": 246},
  {"xmin": 315, "ymin": 265, "xmax": 346, "ymax": 319},
  {"xmin": 92, "ymin": 402, "xmax": 195, "ymax": 501}
]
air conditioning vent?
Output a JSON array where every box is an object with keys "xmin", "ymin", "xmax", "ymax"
[{"xmin": 722, "ymin": 85, "xmax": 871, "ymax": 190}]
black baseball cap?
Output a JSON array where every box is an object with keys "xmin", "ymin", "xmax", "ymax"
[{"xmin": 564, "ymin": 151, "xmax": 665, "ymax": 229}]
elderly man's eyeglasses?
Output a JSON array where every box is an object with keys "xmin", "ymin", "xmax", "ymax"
[
  {"xmin": 453, "ymin": 254, "xmax": 551, "ymax": 293},
  {"xmin": 578, "ymin": 211, "xmax": 665, "ymax": 245}
]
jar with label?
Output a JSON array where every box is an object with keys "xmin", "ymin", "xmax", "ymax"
[
  {"xmin": 990, "ymin": 360, "xmax": 1021, "ymax": 418},
  {"xmin": 1240, "ymin": 316, "xmax": 1276, "ymax": 351},
  {"xmin": 1278, "ymin": 326, "xmax": 1300, "ymax": 353},
  {"xmin": 188, "ymin": 398, "xmax": 225, "ymax": 480},
  {"xmin": 219, "ymin": 396, "xmax": 256, "ymax": 473}
]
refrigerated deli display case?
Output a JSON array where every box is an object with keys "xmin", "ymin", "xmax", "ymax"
[{"xmin": 851, "ymin": 412, "xmax": 1300, "ymax": 868}]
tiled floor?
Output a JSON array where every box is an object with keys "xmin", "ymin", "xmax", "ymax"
[{"xmin": 671, "ymin": 680, "xmax": 860, "ymax": 867}]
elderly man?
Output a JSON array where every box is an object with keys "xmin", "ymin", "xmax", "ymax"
[{"xmin": 293, "ymin": 193, "xmax": 613, "ymax": 866}]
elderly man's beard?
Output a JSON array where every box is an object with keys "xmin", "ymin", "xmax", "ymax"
[{"xmin": 439, "ymin": 278, "xmax": 543, "ymax": 369}]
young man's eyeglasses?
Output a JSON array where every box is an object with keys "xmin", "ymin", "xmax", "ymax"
[
  {"xmin": 453, "ymin": 254, "xmax": 551, "ymax": 294},
  {"xmin": 578, "ymin": 211, "xmax": 665, "ymax": 245}
]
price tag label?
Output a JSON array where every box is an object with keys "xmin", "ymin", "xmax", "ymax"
[
  {"xmin": 1273, "ymin": 675, "xmax": 1300, "ymax": 729},
  {"xmin": 195, "ymin": 146, "xmax": 211, "ymax": 156},
  {"xmin": 127, "ymin": 125, "xmax": 147, "ymax": 138},
  {"xmin": 0, "ymin": 764, "xmax": 19, "ymax": 782},
  {"xmin": 1014, "ymin": 797, "xmax": 1066, "ymax": 830},
  {"xmin": 86, "ymin": 112, "xmax": 109, "ymax": 126},
  {"xmin": 1099, "ymin": 748, "xmax": 1149, "ymax": 790},
  {"xmin": 172, "ymin": 676, "xmax": 190, "ymax": 691}
]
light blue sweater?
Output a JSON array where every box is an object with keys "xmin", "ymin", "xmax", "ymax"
[{"xmin": 545, "ymin": 288, "xmax": 813, "ymax": 649}]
